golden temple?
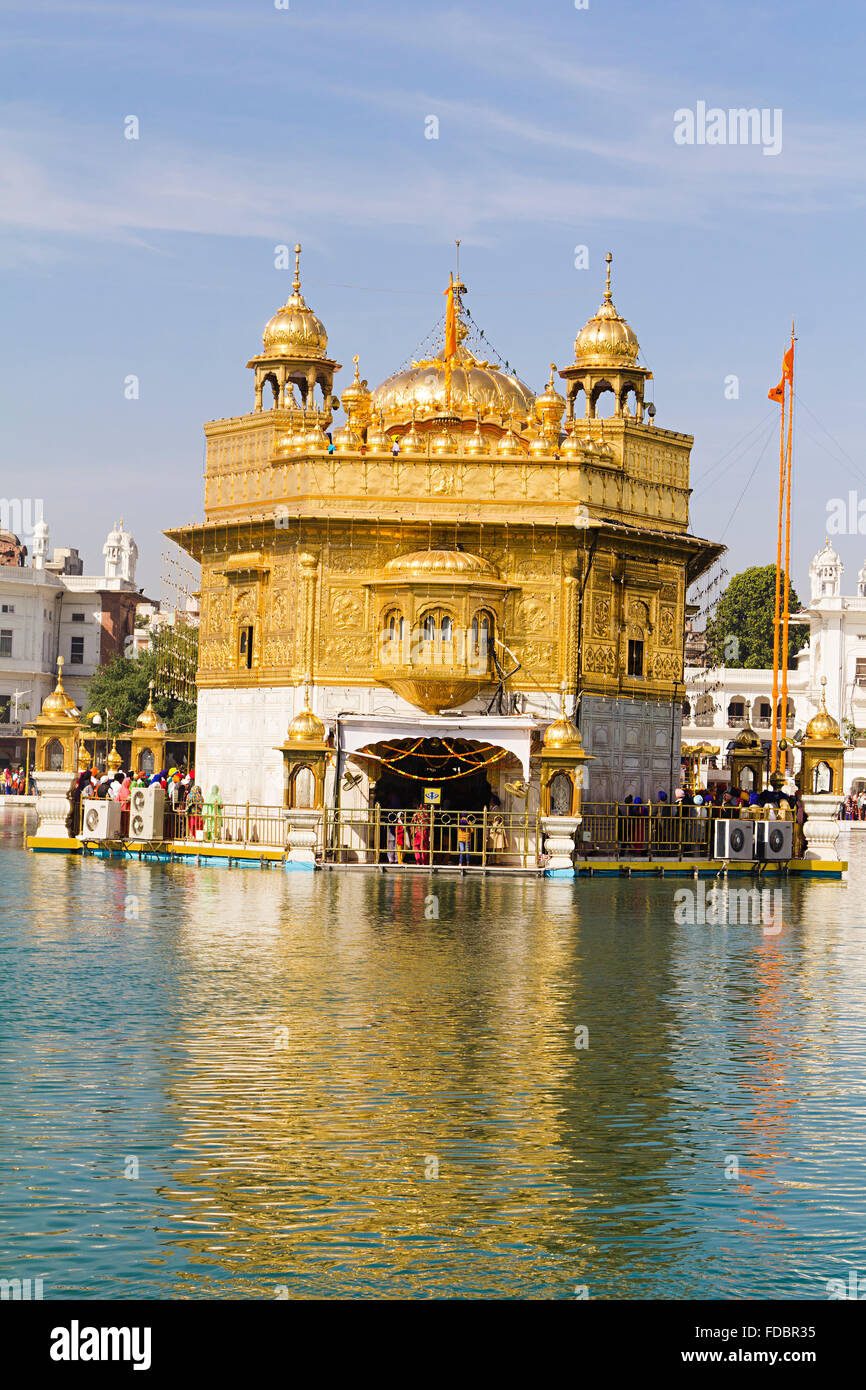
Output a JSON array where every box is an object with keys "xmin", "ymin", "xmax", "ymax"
[{"xmin": 166, "ymin": 247, "xmax": 722, "ymax": 817}]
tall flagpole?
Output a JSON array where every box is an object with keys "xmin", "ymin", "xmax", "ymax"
[
  {"xmin": 780, "ymin": 321, "xmax": 796, "ymax": 765},
  {"xmin": 770, "ymin": 371, "xmax": 786, "ymax": 775}
]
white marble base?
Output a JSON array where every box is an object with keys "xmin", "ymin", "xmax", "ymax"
[
  {"xmin": 285, "ymin": 809, "xmax": 322, "ymax": 869},
  {"xmin": 31, "ymin": 770, "xmax": 76, "ymax": 840},
  {"xmin": 801, "ymin": 793, "xmax": 845, "ymax": 860},
  {"xmin": 541, "ymin": 815, "xmax": 580, "ymax": 874}
]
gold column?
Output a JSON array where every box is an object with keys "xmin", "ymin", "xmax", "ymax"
[{"xmin": 297, "ymin": 552, "xmax": 319, "ymax": 678}]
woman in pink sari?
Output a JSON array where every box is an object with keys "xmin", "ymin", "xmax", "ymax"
[{"xmin": 411, "ymin": 806, "xmax": 430, "ymax": 864}]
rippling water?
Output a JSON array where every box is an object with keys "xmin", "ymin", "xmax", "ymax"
[{"xmin": 1, "ymin": 804, "xmax": 865, "ymax": 1299}]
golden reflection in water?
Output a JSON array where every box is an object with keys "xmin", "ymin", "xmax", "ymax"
[{"xmin": 156, "ymin": 871, "xmax": 585, "ymax": 1296}]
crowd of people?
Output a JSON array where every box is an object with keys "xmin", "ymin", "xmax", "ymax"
[
  {"xmin": 2, "ymin": 767, "xmax": 28, "ymax": 795},
  {"xmin": 842, "ymin": 791, "xmax": 866, "ymax": 820},
  {"xmin": 614, "ymin": 785, "xmax": 805, "ymax": 856},
  {"xmin": 71, "ymin": 766, "xmax": 225, "ymax": 841}
]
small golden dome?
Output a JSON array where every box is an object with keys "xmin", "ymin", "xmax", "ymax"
[
  {"xmin": 40, "ymin": 658, "xmax": 78, "ymax": 721},
  {"xmin": 287, "ymin": 691, "xmax": 326, "ymax": 743},
  {"xmin": 303, "ymin": 423, "xmax": 329, "ymax": 453},
  {"xmin": 543, "ymin": 714, "xmax": 583, "ymax": 749},
  {"xmin": 806, "ymin": 680, "xmax": 841, "ymax": 740},
  {"xmin": 135, "ymin": 683, "xmax": 165, "ymax": 733},
  {"xmin": 106, "ymin": 739, "xmax": 123, "ymax": 773},
  {"xmin": 340, "ymin": 354, "xmax": 372, "ymax": 430},
  {"xmin": 535, "ymin": 363, "xmax": 566, "ymax": 429},
  {"xmin": 573, "ymin": 253, "xmax": 640, "ymax": 366},
  {"xmin": 399, "ymin": 414, "xmax": 426, "ymax": 456},
  {"xmin": 383, "ymin": 548, "xmax": 498, "ymax": 579},
  {"xmin": 529, "ymin": 431, "xmax": 551, "ymax": 458},
  {"xmin": 495, "ymin": 420, "xmax": 524, "ymax": 457},
  {"xmin": 365, "ymin": 413, "xmax": 391, "ymax": 454},
  {"xmin": 733, "ymin": 723, "xmax": 761, "ymax": 750},
  {"xmin": 333, "ymin": 424, "xmax": 359, "ymax": 454},
  {"xmin": 464, "ymin": 414, "xmax": 490, "ymax": 456},
  {"xmin": 560, "ymin": 429, "xmax": 582, "ymax": 459},
  {"xmin": 262, "ymin": 244, "xmax": 328, "ymax": 360},
  {"xmin": 431, "ymin": 424, "xmax": 457, "ymax": 455}
]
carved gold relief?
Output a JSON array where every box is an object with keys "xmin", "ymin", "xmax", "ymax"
[{"xmin": 592, "ymin": 597, "xmax": 610, "ymax": 638}]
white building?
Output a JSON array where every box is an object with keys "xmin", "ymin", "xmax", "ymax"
[
  {"xmin": 685, "ymin": 539, "xmax": 866, "ymax": 792},
  {"xmin": 0, "ymin": 520, "xmax": 144, "ymax": 766}
]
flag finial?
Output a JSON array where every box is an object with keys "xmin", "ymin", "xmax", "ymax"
[
  {"xmin": 293, "ymin": 243, "xmax": 302, "ymax": 294},
  {"xmin": 604, "ymin": 251, "xmax": 613, "ymax": 302}
]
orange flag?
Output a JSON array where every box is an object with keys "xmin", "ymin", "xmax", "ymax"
[
  {"xmin": 443, "ymin": 273, "xmax": 456, "ymax": 360},
  {"xmin": 768, "ymin": 344, "xmax": 794, "ymax": 403}
]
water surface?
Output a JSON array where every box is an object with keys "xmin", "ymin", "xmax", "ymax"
[{"xmin": 1, "ymin": 805, "xmax": 865, "ymax": 1299}]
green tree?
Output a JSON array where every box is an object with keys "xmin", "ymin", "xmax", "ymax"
[
  {"xmin": 84, "ymin": 649, "xmax": 195, "ymax": 736},
  {"xmin": 705, "ymin": 565, "xmax": 808, "ymax": 669}
]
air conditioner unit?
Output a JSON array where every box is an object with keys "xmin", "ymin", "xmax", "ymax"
[
  {"xmin": 755, "ymin": 820, "xmax": 793, "ymax": 861},
  {"xmin": 128, "ymin": 785, "xmax": 165, "ymax": 841},
  {"xmin": 79, "ymin": 799, "xmax": 122, "ymax": 841},
  {"xmin": 713, "ymin": 818, "xmax": 755, "ymax": 860}
]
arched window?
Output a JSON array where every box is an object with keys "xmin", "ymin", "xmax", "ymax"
[
  {"xmin": 549, "ymin": 770, "xmax": 573, "ymax": 816},
  {"xmin": 471, "ymin": 611, "xmax": 493, "ymax": 655},
  {"xmin": 140, "ymin": 747, "xmax": 155, "ymax": 775},
  {"xmin": 740, "ymin": 766, "xmax": 755, "ymax": 790},
  {"xmin": 291, "ymin": 765, "xmax": 316, "ymax": 809},
  {"xmin": 755, "ymin": 699, "xmax": 772, "ymax": 728},
  {"xmin": 44, "ymin": 737, "xmax": 64, "ymax": 771},
  {"xmin": 727, "ymin": 697, "xmax": 745, "ymax": 723},
  {"xmin": 590, "ymin": 381, "xmax": 616, "ymax": 419},
  {"xmin": 682, "ymin": 699, "xmax": 691, "ymax": 721},
  {"xmin": 423, "ymin": 613, "xmax": 436, "ymax": 642},
  {"xmin": 695, "ymin": 693, "xmax": 715, "ymax": 727},
  {"xmin": 441, "ymin": 615, "xmax": 453, "ymax": 644},
  {"xmin": 812, "ymin": 760, "xmax": 832, "ymax": 793}
]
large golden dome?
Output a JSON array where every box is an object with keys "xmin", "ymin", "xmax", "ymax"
[
  {"xmin": 373, "ymin": 361, "xmax": 535, "ymax": 426},
  {"xmin": 573, "ymin": 253, "xmax": 641, "ymax": 366},
  {"xmin": 371, "ymin": 276, "xmax": 534, "ymax": 426},
  {"xmin": 262, "ymin": 244, "xmax": 328, "ymax": 360}
]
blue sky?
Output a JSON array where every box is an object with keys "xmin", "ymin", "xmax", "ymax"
[{"xmin": 2, "ymin": 0, "xmax": 865, "ymax": 604}]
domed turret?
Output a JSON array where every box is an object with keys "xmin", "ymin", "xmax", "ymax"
[
  {"xmin": 810, "ymin": 537, "xmax": 843, "ymax": 600},
  {"xmin": 247, "ymin": 244, "xmax": 341, "ymax": 418},
  {"xmin": 559, "ymin": 252, "xmax": 653, "ymax": 425},
  {"xmin": 543, "ymin": 709, "xmax": 584, "ymax": 750}
]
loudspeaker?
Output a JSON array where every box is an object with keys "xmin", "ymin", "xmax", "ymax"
[
  {"xmin": 713, "ymin": 818, "xmax": 755, "ymax": 860},
  {"xmin": 128, "ymin": 785, "xmax": 166, "ymax": 840},
  {"xmin": 80, "ymin": 799, "xmax": 122, "ymax": 841},
  {"xmin": 755, "ymin": 820, "xmax": 793, "ymax": 860}
]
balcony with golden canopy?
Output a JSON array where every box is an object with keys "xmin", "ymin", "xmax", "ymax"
[{"xmin": 367, "ymin": 548, "xmax": 511, "ymax": 713}]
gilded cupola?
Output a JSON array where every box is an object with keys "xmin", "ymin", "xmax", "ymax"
[
  {"xmin": 263, "ymin": 245, "xmax": 329, "ymax": 359},
  {"xmin": 247, "ymin": 243, "xmax": 341, "ymax": 421},
  {"xmin": 559, "ymin": 252, "xmax": 653, "ymax": 426}
]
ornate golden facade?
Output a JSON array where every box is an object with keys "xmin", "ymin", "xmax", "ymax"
[{"xmin": 167, "ymin": 249, "xmax": 721, "ymax": 807}]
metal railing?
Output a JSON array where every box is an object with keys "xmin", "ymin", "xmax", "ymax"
[
  {"xmin": 321, "ymin": 806, "xmax": 542, "ymax": 869},
  {"xmin": 73, "ymin": 796, "xmax": 783, "ymax": 864}
]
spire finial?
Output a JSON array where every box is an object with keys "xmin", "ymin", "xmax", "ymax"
[
  {"xmin": 604, "ymin": 251, "xmax": 613, "ymax": 302},
  {"xmin": 293, "ymin": 243, "xmax": 302, "ymax": 294},
  {"xmin": 352, "ymin": 353, "xmax": 361, "ymax": 383},
  {"xmin": 57, "ymin": 655, "xmax": 64, "ymax": 675}
]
